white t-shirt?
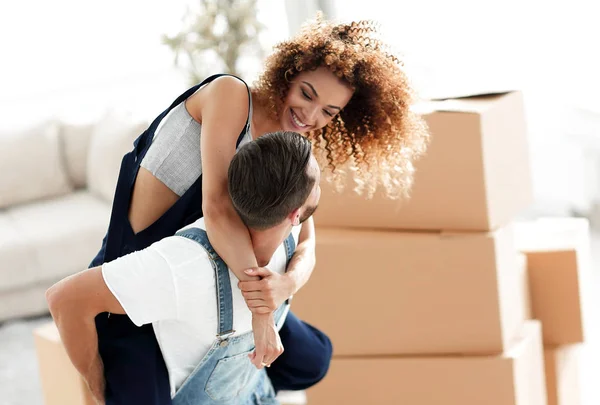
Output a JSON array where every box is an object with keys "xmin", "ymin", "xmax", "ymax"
[{"xmin": 101, "ymin": 218, "xmax": 300, "ymax": 396}]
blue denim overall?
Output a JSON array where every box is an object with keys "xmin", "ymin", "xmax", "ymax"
[
  {"xmin": 172, "ymin": 227, "xmax": 295, "ymax": 405},
  {"xmin": 89, "ymin": 74, "xmax": 332, "ymax": 405}
]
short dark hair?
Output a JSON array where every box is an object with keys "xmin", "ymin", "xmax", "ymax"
[{"xmin": 228, "ymin": 131, "xmax": 315, "ymax": 230}]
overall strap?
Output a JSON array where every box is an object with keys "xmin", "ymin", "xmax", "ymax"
[
  {"xmin": 283, "ymin": 233, "xmax": 296, "ymax": 267},
  {"xmin": 175, "ymin": 228, "xmax": 235, "ymax": 340},
  {"xmin": 281, "ymin": 232, "xmax": 296, "ymax": 308}
]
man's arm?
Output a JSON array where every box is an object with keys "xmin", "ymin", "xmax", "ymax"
[
  {"xmin": 46, "ymin": 267, "xmax": 126, "ymax": 403},
  {"xmin": 285, "ymin": 216, "xmax": 317, "ymax": 295}
]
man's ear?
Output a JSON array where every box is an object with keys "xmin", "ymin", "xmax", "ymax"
[{"xmin": 288, "ymin": 208, "xmax": 301, "ymax": 226}]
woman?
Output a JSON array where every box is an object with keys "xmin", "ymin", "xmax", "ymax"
[{"xmin": 90, "ymin": 14, "xmax": 429, "ymax": 405}]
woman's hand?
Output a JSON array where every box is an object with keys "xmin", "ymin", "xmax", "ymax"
[
  {"xmin": 249, "ymin": 313, "xmax": 283, "ymax": 368},
  {"xmin": 239, "ymin": 267, "xmax": 296, "ymax": 314}
]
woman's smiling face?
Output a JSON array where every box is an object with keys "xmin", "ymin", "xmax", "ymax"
[{"xmin": 280, "ymin": 67, "xmax": 354, "ymax": 133}]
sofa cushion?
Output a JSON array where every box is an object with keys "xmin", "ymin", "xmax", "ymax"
[
  {"xmin": 0, "ymin": 213, "xmax": 38, "ymax": 292},
  {"xmin": 0, "ymin": 284, "xmax": 52, "ymax": 321},
  {"xmin": 59, "ymin": 123, "xmax": 94, "ymax": 189},
  {"xmin": 87, "ymin": 111, "xmax": 147, "ymax": 203},
  {"xmin": 3, "ymin": 191, "xmax": 110, "ymax": 291},
  {"xmin": 0, "ymin": 122, "xmax": 73, "ymax": 209}
]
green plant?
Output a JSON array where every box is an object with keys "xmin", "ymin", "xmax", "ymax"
[{"xmin": 163, "ymin": 0, "xmax": 265, "ymax": 84}]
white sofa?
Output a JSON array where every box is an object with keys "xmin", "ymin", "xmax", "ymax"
[{"xmin": 0, "ymin": 113, "xmax": 148, "ymax": 322}]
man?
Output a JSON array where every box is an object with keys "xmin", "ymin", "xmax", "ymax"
[{"xmin": 46, "ymin": 131, "xmax": 321, "ymax": 404}]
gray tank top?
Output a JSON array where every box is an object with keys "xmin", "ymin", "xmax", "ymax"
[{"xmin": 140, "ymin": 85, "xmax": 253, "ymax": 196}]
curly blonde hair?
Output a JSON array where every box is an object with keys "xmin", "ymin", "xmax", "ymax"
[{"xmin": 253, "ymin": 14, "xmax": 430, "ymax": 199}]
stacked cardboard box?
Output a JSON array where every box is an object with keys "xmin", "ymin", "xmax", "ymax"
[
  {"xmin": 34, "ymin": 322, "xmax": 95, "ymax": 405},
  {"xmin": 307, "ymin": 323, "xmax": 546, "ymax": 405},
  {"xmin": 514, "ymin": 218, "xmax": 592, "ymax": 405},
  {"xmin": 313, "ymin": 91, "xmax": 532, "ymax": 232},
  {"xmin": 292, "ymin": 91, "xmax": 549, "ymax": 404}
]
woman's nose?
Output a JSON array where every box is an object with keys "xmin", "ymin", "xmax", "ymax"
[{"xmin": 306, "ymin": 105, "xmax": 319, "ymax": 124}]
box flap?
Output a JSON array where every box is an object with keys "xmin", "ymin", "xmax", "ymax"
[
  {"xmin": 424, "ymin": 86, "xmax": 518, "ymax": 101},
  {"xmin": 417, "ymin": 69, "xmax": 520, "ymax": 101},
  {"xmin": 413, "ymin": 91, "xmax": 521, "ymax": 115}
]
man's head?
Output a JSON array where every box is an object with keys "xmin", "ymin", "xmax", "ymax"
[{"xmin": 228, "ymin": 131, "xmax": 321, "ymax": 230}]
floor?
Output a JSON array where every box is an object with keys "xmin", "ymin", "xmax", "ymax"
[
  {"xmin": 0, "ymin": 315, "xmax": 50, "ymax": 405},
  {"xmin": 1, "ymin": 234, "xmax": 599, "ymax": 405}
]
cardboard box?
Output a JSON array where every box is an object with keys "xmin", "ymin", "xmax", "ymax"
[
  {"xmin": 292, "ymin": 224, "xmax": 525, "ymax": 355},
  {"xmin": 307, "ymin": 321, "xmax": 547, "ymax": 405},
  {"xmin": 314, "ymin": 91, "xmax": 532, "ymax": 232},
  {"xmin": 34, "ymin": 322, "xmax": 95, "ymax": 405},
  {"xmin": 514, "ymin": 218, "xmax": 592, "ymax": 345},
  {"xmin": 544, "ymin": 345, "xmax": 581, "ymax": 405},
  {"xmin": 517, "ymin": 253, "xmax": 532, "ymax": 320}
]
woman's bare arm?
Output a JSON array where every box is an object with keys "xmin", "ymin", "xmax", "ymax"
[
  {"xmin": 186, "ymin": 76, "xmax": 282, "ymax": 367},
  {"xmin": 186, "ymin": 76, "xmax": 259, "ymax": 279}
]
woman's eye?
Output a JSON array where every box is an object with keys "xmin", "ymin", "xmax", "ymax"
[
  {"xmin": 301, "ymin": 89, "xmax": 312, "ymax": 100},
  {"xmin": 323, "ymin": 110, "xmax": 333, "ymax": 117}
]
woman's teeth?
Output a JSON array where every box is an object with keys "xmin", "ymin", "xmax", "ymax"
[{"xmin": 292, "ymin": 110, "xmax": 307, "ymax": 128}]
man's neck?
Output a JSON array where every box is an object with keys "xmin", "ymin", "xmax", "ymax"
[{"xmin": 249, "ymin": 223, "xmax": 291, "ymax": 267}]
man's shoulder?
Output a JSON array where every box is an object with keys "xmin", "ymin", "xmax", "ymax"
[
  {"xmin": 176, "ymin": 218, "xmax": 206, "ymax": 234},
  {"xmin": 133, "ymin": 228, "xmax": 212, "ymax": 276}
]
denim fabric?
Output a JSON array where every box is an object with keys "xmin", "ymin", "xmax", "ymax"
[{"xmin": 172, "ymin": 227, "xmax": 294, "ymax": 404}]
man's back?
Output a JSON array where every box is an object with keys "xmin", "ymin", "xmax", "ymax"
[{"xmin": 101, "ymin": 218, "xmax": 301, "ymax": 396}]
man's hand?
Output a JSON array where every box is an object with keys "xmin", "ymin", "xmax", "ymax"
[
  {"xmin": 83, "ymin": 353, "xmax": 105, "ymax": 405},
  {"xmin": 46, "ymin": 268, "xmax": 122, "ymax": 405},
  {"xmin": 87, "ymin": 379, "xmax": 105, "ymax": 405},
  {"xmin": 249, "ymin": 312, "xmax": 283, "ymax": 369},
  {"xmin": 239, "ymin": 267, "xmax": 295, "ymax": 314}
]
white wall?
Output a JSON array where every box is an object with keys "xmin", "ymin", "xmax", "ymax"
[{"xmin": 0, "ymin": 0, "xmax": 288, "ymax": 128}]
